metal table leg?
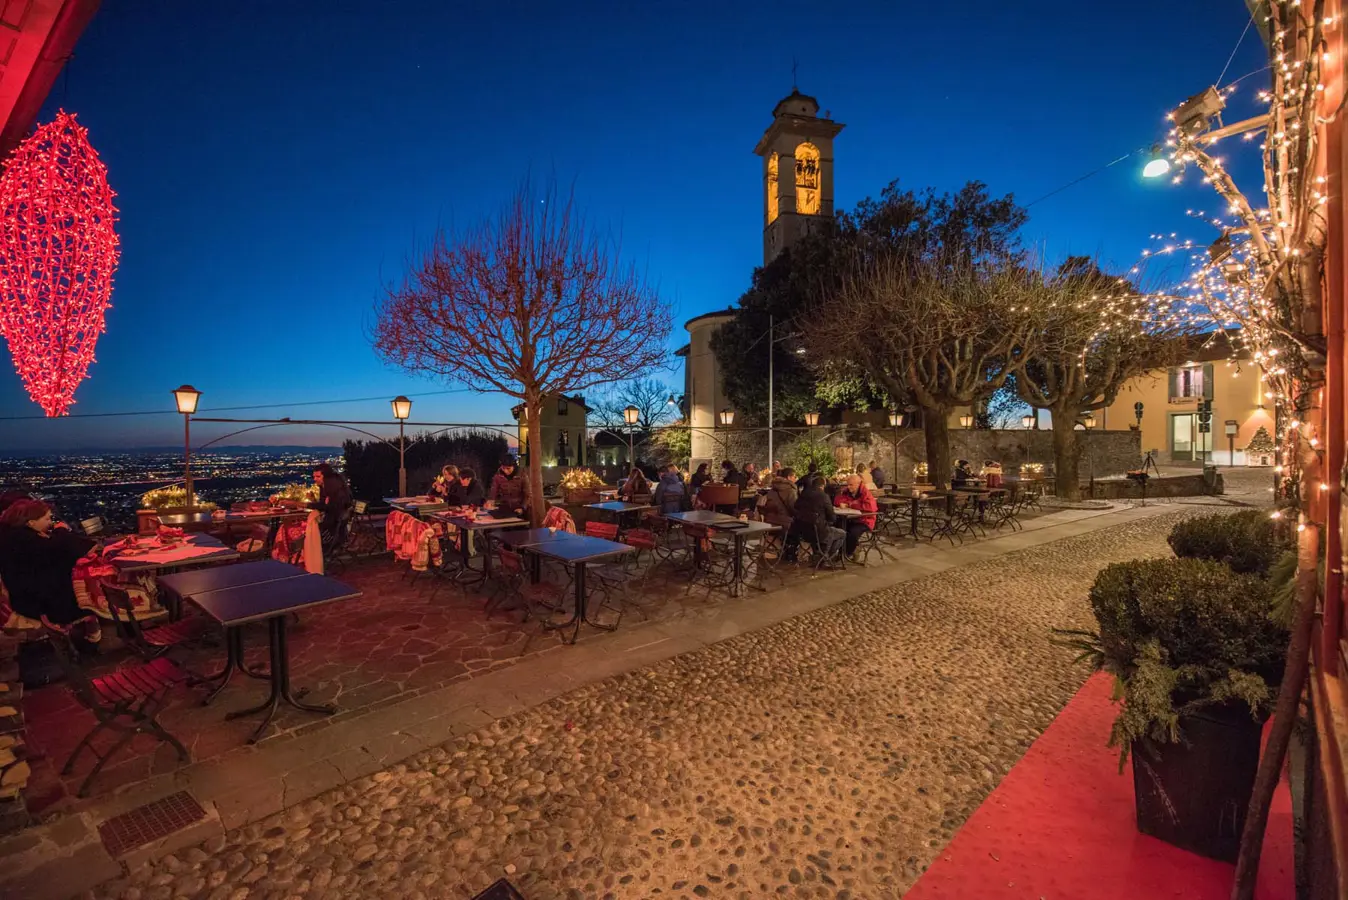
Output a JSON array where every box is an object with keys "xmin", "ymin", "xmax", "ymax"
[
  {"xmin": 198, "ymin": 627, "xmax": 269, "ymax": 705},
  {"xmin": 227, "ymin": 616, "xmax": 336, "ymax": 743}
]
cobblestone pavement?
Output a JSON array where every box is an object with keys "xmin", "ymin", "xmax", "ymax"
[{"xmin": 89, "ymin": 512, "xmax": 1194, "ymax": 900}]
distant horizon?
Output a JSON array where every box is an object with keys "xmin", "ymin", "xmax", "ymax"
[{"xmin": 0, "ymin": 444, "xmax": 346, "ymax": 458}]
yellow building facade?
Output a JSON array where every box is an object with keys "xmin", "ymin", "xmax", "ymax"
[
  {"xmin": 512, "ymin": 394, "xmax": 590, "ymax": 468},
  {"xmin": 1099, "ymin": 346, "xmax": 1275, "ymax": 467}
]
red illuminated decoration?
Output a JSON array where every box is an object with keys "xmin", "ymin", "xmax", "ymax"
[{"xmin": 0, "ymin": 110, "xmax": 119, "ymax": 416}]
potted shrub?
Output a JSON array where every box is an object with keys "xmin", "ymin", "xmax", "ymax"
[
  {"xmin": 1167, "ymin": 509, "xmax": 1289, "ymax": 577},
  {"xmin": 136, "ymin": 486, "xmax": 216, "ymax": 534},
  {"xmin": 559, "ymin": 468, "xmax": 604, "ymax": 504},
  {"xmin": 1055, "ymin": 557, "xmax": 1288, "ymax": 861}
]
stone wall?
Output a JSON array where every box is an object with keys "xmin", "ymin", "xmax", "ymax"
[{"xmin": 692, "ymin": 428, "xmax": 1142, "ymax": 482}]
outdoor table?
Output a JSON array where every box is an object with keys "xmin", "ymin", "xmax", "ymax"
[
  {"xmin": 157, "ymin": 560, "xmax": 308, "ymax": 702},
  {"xmin": 831, "ymin": 506, "xmax": 863, "ymax": 519},
  {"xmin": 495, "ymin": 527, "xmax": 580, "ymax": 581},
  {"xmin": 875, "ymin": 496, "xmax": 907, "ymax": 536},
  {"xmin": 181, "ymin": 572, "xmax": 362, "ymax": 743},
  {"xmin": 105, "ymin": 533, "xmax": 239, "ymax": 579},
  {"xmin": 527, "ymin": 534, "xmax": 632, "ymax": 644},
  {"xmin": 430, "ymin": 510, "xmax": 528, "ymax": 586},
  {"xmin": 384, "ymin": 496, "xmax": 448, "ymax": 518},
  {"xmin": 709, "ymin": 519, "xmax": 779, "ymax": 596},
  {"xmin": 664, "ymin": 510, "xmax": 740, "ymax": 526},
  {"xmin": 585, "ymin": 500, "xmax": 654, "ymax": 531}
]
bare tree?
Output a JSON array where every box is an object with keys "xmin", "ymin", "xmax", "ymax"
[
  {"xmin": 1018, "ymin": 258, "xmax": 1191, "ymax": 499},
  {"xmin": 588, "ymin": 377, "xmax": 680, "ymax": 431},
  {"xmin": 373, "ymin": 180, "xmax": 672, "ymax": 526},
  {"xmin": 811, "ymin": 257, "xmax": 1038, "ymax": 489}
]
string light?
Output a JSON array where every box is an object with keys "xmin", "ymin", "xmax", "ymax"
[{"xmin": 0, "ymin": 110, "xmax": 119, "ymax": 417}]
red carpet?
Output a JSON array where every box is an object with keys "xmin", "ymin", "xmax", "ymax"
[{"xmin": 906, "ymin": 673, "xmax": 1295, "ymax": 900}]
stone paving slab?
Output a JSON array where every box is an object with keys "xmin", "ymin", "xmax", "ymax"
[{"xmin": 0, "ymin": 501, "xmax": 1192, "ymax": 898}]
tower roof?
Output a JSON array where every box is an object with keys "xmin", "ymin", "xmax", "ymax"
[{"xmin": 773, "ymin": 89, "xmax": 820, "ymax": 118}]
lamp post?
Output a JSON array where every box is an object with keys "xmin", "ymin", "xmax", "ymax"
[
  {"xmin": 888, "ymin": 411, "xmax": 905, "ymax": 490},
  {"xmin": 173, "ymin": 385, "xmax": 202, "ymax": 510},
  {"xmin": 959, "ymin": 413, "xmax": 973, "ymax": 429},
  {"xmin": 391, "ymin": 395, "xmax": 412, "ymax": 495},
  {"xmin": 1083, "ymin": 411, "xmax": 1097, "ymax": 494},
  {"xmin": 1022, "ymin": 414, "xmax": 1035, "ymax": 430},
  {"xmin": 623, "ymin": 404, "xmax": 640, "ymax": 469}
]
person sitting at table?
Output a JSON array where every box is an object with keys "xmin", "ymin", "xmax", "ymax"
[
  {"xmin": 689, "ymin": 463, "xmax": 711, "ymax": 491},
  {"xmin": 652, "ymin": 465, "xmax": 687, "ymax": 514},
  {"xmin": 951, "ymin": 459, "xmax": 974, "ymax": 489},
  {"xmin": 982, "ymin": 459, "xmax": 1004, "ymax": 489},
  {"xmin": 458, "ymin": 468, "xmax": 487, "ymax": 507},
  {"xmin": 771, "ymin": 460, "xmax": 783, "ymax": 477},
  {"xmin": 834, "ymin": 474, "xmax": 878, "ymax": 562},
  {"xmin": 720, "ymin": 460, "xmax": 746, "ymax": 489},
  {"xmin": 760, "ymin": 467, "xmax": 798, "ymax": 529},
  {"xmin": 869, "ymin": 460, "xmax": 887, "ymax": 492},
  {"xmin": 488, "ymin": 458, "xmax": 527, "ymax": 515},
  {"xmin": 786, "ymin": 476, "xmax": 840, "ymax": 563},
  {"xmin": 311, "ymin": 464, "xmax": 353, "ymax": 545},
  {"xmin": 618, "ymin": 467, "xmax": 649, "ymax": 500},
  {"xmin": 743, "ymin": 462, "xmax": 759, "ymax": 487},
  {"xmin": 431, "ymin": 464, "xmax": 464, "ymax": 503},
  {"xmin": 0, "ymin": 499, "xmax": 102, "ymax": 651},
  {"xmin": 856, "ymin": 462, "xmax": 879, "ymax": 493}
]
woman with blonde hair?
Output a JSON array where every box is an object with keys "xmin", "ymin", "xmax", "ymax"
[{"xmin": 856, "ymin": 462, "xmax": 878, "ymax": 492}]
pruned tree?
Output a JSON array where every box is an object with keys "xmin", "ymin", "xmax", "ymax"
[
  {"xmin": 1018, "ymin": 257, "xmax": 1191, "ymax": 499},
  {"xmin": 373, "ymin": 180, "xmax": 672, "ymax": 526},
  {"xmin": 811, "ymin": 257, "xmax": 1038, "ymax": 489},
  {"xmin": 588, "ymin": 377, "xmax": 681, "ymax": 432}
]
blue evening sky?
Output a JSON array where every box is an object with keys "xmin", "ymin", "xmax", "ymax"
[{"xmin": 0, "ymin": 0, "xmax": 1266, "ymax": 451}]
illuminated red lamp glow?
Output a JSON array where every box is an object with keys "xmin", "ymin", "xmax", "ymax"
[{"xmin": 0, "ymin": 110, "xmax": 119, "ymax": 416}]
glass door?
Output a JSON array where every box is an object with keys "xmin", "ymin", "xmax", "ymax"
[{"xmin": 1170, "ymin": 413, "xmax": 1211, "ymax": 462}]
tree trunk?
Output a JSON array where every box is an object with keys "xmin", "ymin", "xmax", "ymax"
[
  {"xmin": 923, "ymin": 405, "xmax": 952, "ymax": 489},
  {"xmin": 1231, "ymin": 525, "xmax": 1320, "ymax": 899},
  {"xmin": 1051, "ymin": 413, "xmax": 1081, "ymax": 500},
  {"xmin": 525, "ymin": 401, "xmax": 546, "ymax": 528}
]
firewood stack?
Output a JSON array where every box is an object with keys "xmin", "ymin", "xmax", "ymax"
[{"xmin": 0, "ymin": 632, "xmax": 31, "ymax": 833}]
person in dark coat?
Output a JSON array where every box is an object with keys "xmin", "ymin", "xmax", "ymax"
[
  {"xmin": 689, "ymin": 463, "xmax": 711, "ymax": 491},
  {"xmin": 0, "ymin": 499, "xmax": 101, "ymax": 648},
  {"xmin": 786, "ymin": 476, "xmax": 841, "ymax": 562},
  {"xmin": 952, "ymin": 459, "xmax": 974, "ymax": 489},
  {"xmin": 720, "ymin": 460, "xmax": 745, "ymax": 489},
  {"xmin": 458, "ymin": 469, "xmax": 487, "ymax": 507},
  {"xmin": 869, "ymin": 461, "xmax": 887, "ymax": 492},
  {"xmin": 311, "ymin": 463, "xmax": 353, "ymax": 543},
  {"xmin": 652, "ymin": 466, "xmax": 687, "ymax": 514},
  {"xmin": 431, "ymin": 465, "xmax": 464, "ymax": 504},
  {"xmin": 488, "ymin": 458, "xmax": 527, "ymax": 514},
  {"xmin": 760, "ymin": 468, "xmax": 798, "ymax": 528}
]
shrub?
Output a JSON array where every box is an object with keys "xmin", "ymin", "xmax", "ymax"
[
  {"xmin": 1167, "ymin": 509, "xmax": 1288, "ymax": 577},
  {"xmin": 1056, "ymin": 557, "xmax": 1288, "ymax": 767},
  {"xmin": 786, "ymin": 439, "xmax": 837, "ymax": 478},
  {"xmin": 140, "ymin": 485, "xmax": 216, "ymax": 511}
]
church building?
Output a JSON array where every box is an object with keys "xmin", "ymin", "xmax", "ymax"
[{"xmin": 677, "ymin": 89, "xmax": 844, "ymax": 463}]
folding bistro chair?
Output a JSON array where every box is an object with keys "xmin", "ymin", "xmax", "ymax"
[
  {"xmin": 98, "ymin": 582, "xmax": 208, "ymax": 661},
  {"xmin": 41, "ymin": 617, "xmax": 191, "ymax": 797}
]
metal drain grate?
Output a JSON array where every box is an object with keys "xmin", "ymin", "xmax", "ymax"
[{"xmin": 98, "ymin": 791, "xmax": 206, "ymax": 858}]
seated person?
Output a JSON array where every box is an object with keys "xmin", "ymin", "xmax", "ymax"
[
  {"xmin": 834, "ymin": 474, "xmax": 878, "ymax": 561},
  {"xmin": 982, "ymin": 459, "xmax": 1004, "ymax": 489},
  {"xmin": 951, "ymin": 459, "xmax": 975, "ymax": 488},
  {"xmin": 0, "ymin": 499, "xmax": 101, "ymax": 649},
  {"xmin": 488, "ymin": 458, "xmax": 527, "ymax": 515},
  {"xmin": 689, "ymin": 463, "xmax": 711, "ymax": 491},
  {"xmin": 760, "ymin": 467, "xmax": 798, "ymax": 528},
  {"xmin": 618, "ymin": 468, "xmax": 650, "ymax": 500},
  {"xmin": 431, "ymin": 465, "xmax": 464, "ymax": 504},
  {"xmin": 311, "ymin": 463, "xmax": 353, "ymax": 545},
  {"xmin": 652, "ymin": 466, "xmax": 687, "ymax": 514},
  {"xmin": 458, "ymin": 468, "xmax": 487, "ymax": 507},
  {"xmin": 786, "ymin": 476, "xmax": 842, "ymax": 562}
]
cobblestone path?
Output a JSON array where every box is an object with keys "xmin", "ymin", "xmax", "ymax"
[{"xmin": 92, "ymin": 512, "xmax": 1190, "ymax": 900}]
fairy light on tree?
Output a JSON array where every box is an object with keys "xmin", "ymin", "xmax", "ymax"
[{"xmin": 0, "ymin": 110, "xmax": 119, "ymax": 416}]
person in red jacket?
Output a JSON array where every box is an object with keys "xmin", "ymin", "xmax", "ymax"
[{"xmin": 834, "ymin": 473, "xmax": 878, "ymax": 561}]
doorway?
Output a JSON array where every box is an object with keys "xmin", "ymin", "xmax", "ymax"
[{"xmin": 1170, "ymin": 413, "xmax": 1212, "ymax": 462}]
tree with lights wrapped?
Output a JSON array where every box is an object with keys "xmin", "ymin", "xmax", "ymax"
[
  {"xmin": 0, "ymin": 110, "xmax": 119, "ymax": 416},
  {"xmin": 1017, "ymin": 257, "xmax": 1192, "ymax": 500},
  {"xmin": 1137, "ymin": 5, "xmax": 1330, "ymax": 895},
  {"xmin": 372, "ymin": 180, "xmax": 671, "ymax": 527}
]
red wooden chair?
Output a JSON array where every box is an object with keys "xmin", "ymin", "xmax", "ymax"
[{"xmin": 99, "ymin": 581, "xmax": 209, "ymax": 659}]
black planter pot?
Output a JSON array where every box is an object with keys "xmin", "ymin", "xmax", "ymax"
[{"xmin": 1131, "ymin": 701, "xmax": 1264, "ymax": 862}]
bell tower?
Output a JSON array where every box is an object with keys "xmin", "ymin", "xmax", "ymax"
[{"xmin": 754, "ymin": 89, "xmax": 844, "ymax": 265}]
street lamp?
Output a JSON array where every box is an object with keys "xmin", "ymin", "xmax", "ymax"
[
  {"xmin": 172, "ymin": 385, "xmax": 201, "ymax": 510},
  {"xmin": 1022, "ymin": 414, "xmax": 1035, "ymax": 429},
  {"xmin": 1083, "ymin": 412, "xmax": 1097, "ymax": 494},
  {"xmin": 391, "ymin": 395, "xmax": 412, "ymax": 496},
  {"xmin": 719, "ymin": 408, "xmax": 735, "ymax": 427},
  {"xmin": 623, "ymin": 404, "xmax": 640, "ymax": 468},
  {"xmin": 1142, "ymin": 144, "xmax": 1171, "ymax": 179},
  {"xmin": 888, "ymin": 411, "xmax": 905, "ymax": 490},
  {"xmin": 959, "ymin": 413, "xmax": 973, "ymax": 429},
  {"xmin": 804, "ymin": 411, "xmax": 820, "ymax": 427}
]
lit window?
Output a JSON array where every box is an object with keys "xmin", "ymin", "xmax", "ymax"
[
  {"xmin": 1173, "ymin": 366, "xmax": 1205, "ymax": 399},
  {"xmin": 767, "ymin": 152, "xmax": 779, "ymax": 224},
  {"xmin": 795, "ymin": 142, "xmax": 821, "ymax": 214}
]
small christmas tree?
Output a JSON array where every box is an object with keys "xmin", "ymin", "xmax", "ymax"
[{"xmin": 1245, "ymin": 426, "xmax": 1275, "ymax": 454}]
